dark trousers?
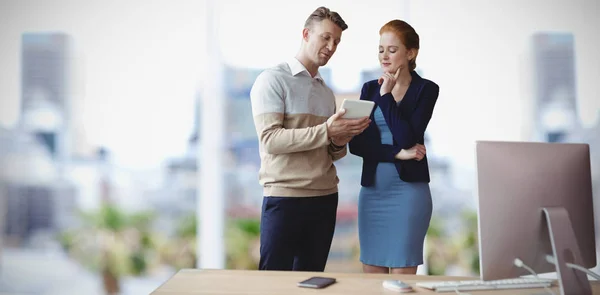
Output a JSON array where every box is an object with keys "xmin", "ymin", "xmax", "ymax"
[{"xmin": 258, "ymin": 193, "xmax": 338, "ymax": 271}]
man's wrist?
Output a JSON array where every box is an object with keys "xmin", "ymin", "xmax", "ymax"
[{"xmin": 330, "ymin": 138, "xmax": 345, "ymax": 150}]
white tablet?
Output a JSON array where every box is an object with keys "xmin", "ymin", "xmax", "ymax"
[{"xmin": 339, "ymin": 99, "xmax": 375, "ymax": 119}]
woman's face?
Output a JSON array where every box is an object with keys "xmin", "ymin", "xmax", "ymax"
[{"xmin": 378, "ymin": 31, "xmax": 412, "ymax": 74}]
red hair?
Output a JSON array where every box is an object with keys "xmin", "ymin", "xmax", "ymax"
[{"xmin": 379, "ymin": 20, "xmax": 420, "ymax": 71}]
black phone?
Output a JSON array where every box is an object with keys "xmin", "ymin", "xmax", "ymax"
[{"xmin": 297, "ymin": 276, "xmax": 336, "ymax": 289}]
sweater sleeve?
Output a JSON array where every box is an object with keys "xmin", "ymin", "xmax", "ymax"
[{"xmin": 250, "ymin": 71, "xmax": 330, "ymax": 155}]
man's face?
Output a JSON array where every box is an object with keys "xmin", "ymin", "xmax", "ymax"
[{"xmin": 303, "ymin": 19, "xmax": 342, "ymax": 67}]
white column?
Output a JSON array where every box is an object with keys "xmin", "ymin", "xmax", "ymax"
[{"xmin": 197, "ymin": 0, "xmax": 226, "ymax": 269}]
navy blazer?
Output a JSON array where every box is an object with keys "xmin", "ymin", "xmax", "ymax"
[{"xmin": 349, "ymin": 71, "xmax": 439, "ymax": 186}]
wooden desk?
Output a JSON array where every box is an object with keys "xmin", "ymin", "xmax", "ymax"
[{"xmin": 151, "ymin": 269, "xmax": 600, "ymax": 294}]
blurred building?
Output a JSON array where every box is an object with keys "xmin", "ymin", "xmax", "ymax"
[
  {"xmin": 0, "ymin": 127, "xmax": 77, "ymax": 248},
  {"xmin": 531, "ymin": 32, "xmax": 579, "ymax": 143},
  {"xmin": 0, "ymin": 33, "xmax": 80, "ymax": 248},
  {"xmin": 20, "ymin": 32, "xmax": 73, "ymax": 163}
]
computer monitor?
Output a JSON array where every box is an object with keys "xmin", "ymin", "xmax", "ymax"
[{"xmin": 476, "ymin": 141, "xmax": 596, "ymax": 294}]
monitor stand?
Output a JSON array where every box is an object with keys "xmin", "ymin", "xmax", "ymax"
[{"xmin": 542, "ymin": 207, "xmax": 592, "ymax": 295}]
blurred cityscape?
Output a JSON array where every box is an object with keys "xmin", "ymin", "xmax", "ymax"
[{"xmin": 1, "ymin": 1, "xmax": 599, "ymax": 294}]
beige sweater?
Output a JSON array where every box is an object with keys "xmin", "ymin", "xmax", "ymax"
[{"xmin": 249, "ymin": 58, "xmax": 347, "ymax": 197}]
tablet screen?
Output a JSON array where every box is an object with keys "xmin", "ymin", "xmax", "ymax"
[{"xmin": 340, "ymin": 99, "xmax": 375, "ymax": 119}]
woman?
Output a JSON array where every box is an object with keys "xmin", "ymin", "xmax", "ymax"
[{"xmin": 348, "ymin": 19, "xmax": 440, "ymax": 274}]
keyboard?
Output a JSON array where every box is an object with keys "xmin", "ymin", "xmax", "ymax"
[{"xmin": 416, "ymin": 278, "xmax": 554, "ymax": 292}]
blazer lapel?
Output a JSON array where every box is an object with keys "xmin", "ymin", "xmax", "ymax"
[{"xmin": 399, "ymin": 71, "xmax": 426, "ymax": 112}]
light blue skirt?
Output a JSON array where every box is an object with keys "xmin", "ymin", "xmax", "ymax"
[{"xmin": 358, "ymin": 162, "xmax": 432, "ymax": 268}]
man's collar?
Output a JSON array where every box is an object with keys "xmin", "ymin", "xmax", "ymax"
[{"xmin": 287, "ymin": 57, "xmax": 324, "ymax": 82}]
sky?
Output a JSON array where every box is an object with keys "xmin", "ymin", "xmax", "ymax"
[{"xmin": 0, "ymin": 0, "xmax": 599, "ymax": 188}]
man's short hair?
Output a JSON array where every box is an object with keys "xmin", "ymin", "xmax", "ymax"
[{"xmin": 304, "ymin": 6, "xmax": 348, "ymax": 31}]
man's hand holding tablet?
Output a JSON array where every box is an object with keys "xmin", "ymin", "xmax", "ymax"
[
  {"xmin": 326, "ymin": 100, "xmax": 372, "ymax": 147},
  {"xmin": 339, "ymin": 99, "xmax": 375, "ymax": 119}
]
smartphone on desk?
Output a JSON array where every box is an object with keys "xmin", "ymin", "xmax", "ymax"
[{"xmin": 298, "ymin": 276, "xmax": 336, "ymax": 289}]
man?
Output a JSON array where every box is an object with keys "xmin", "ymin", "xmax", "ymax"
[{"xmin": 250, "ymin": 6, "xmax": 371, "ymax": 271}]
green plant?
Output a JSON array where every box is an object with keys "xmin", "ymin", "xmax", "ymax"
[
  {"xmin": 159, "ymin": 214, "xmax": 197, "ymax": 270},
  {"xmin": 58, "ymin": 204, "xmax": 159, "ymax": 295},
  {"xmin": 425, "ymin": 215, "xmax": 452, "ymax": 275},
  {"xmin": 425, "ymin": 209, "xmax": 480, "ymax": 276},
  {"xmin": 226, "ymin": 218, "xmax": 261, "ymax": 269},
  {"xmin": 458, "ymin": 210, "xmax": 479, "ymax": 275},
  {"xmin": 158, "ymin": 216, "xmax": 262, "ymax": 270}
]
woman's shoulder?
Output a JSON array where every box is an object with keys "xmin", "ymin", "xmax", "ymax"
[
  {"xmin": 412, "ymin": 71, "xmax": 439, "ymax": 90},
  {"xmin": 364, "ymin": 79, "xmax": 380, "ymax": 87},
  {"xmin": 361, "ymin": 79, "xmax": 380, "ymax": 93},
  {"xmin": 422, "ymin": 78, "xmax": 439, "ymax": 90}
]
